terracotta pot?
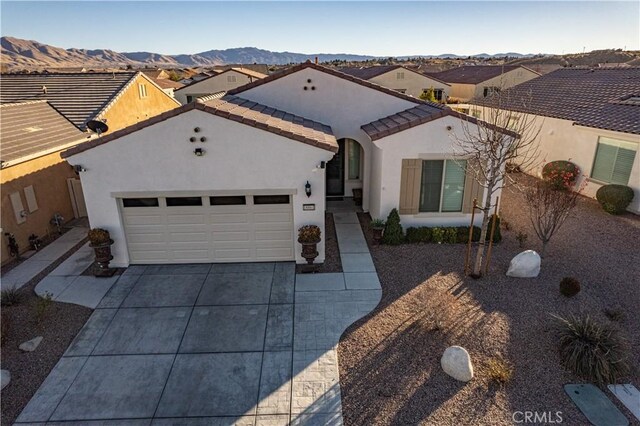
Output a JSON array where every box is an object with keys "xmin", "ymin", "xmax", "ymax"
[
  {"xmin": 299, "ymin": 240, "xmax": 319, "ymax": 265},
  {"xmin": 372, "ymin": 227, "xmax": 384, "ymax": 244},
  {"xmin": 90, "ymin": 239, "xmax": 114, "ymax": 275}
]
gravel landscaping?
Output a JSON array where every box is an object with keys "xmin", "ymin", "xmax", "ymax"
[
  {"xmin": 338, "ymin": 173, "xmax": 640, "ymax": 425},
  {"xmin": 1, "ymin": 238, "xmax": 92, "ymax": 426},
  {"xmin": 296, "ymin": 212, "xmax": 342, "ymax": 274}
]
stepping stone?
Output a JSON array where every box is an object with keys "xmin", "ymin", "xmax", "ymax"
[
  {"xmin": 19, "ymin": 336, "xmax": 43, "ymax": 352},
  {"xmin": 565, "ymin": 384, "xmax": 628, "ymax": 426},
  {"xmin": 1, "ymin": 369, "xmax": 10, "ymax": 390},
  {"xmin": 608, "ymin": 384, "xmax": 640, "ymax": 422}
]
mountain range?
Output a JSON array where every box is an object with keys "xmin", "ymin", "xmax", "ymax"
[{"xmin": 1, "ymin": 36, "xmax": 535, "ymax": 70}]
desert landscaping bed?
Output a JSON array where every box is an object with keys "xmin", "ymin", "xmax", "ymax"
[
  {"xmin": 338, "ymin": 173, "xmax": 640, "ymax": 425},
  {"xmin": 1, "ymin": 238, "xmax": 92, "ymax": 426}
]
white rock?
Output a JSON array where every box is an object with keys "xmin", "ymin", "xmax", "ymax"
[
  {"xmin": 441, "ymin": 346, "xmax": 474, "ymax": 382},
  {"xmin": 1, "ymin": 369, "xmax": 10, "ymax": 390},
  {"xmin": 506, "ymin": 250, "xmax": 541, "ymax": 278},
  {"xmin": 19, "ymin": 336, "xmax": 43, "ymax": 352}
]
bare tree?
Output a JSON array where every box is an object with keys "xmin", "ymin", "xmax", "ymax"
[
  {"xmin": 524, "ymin": 179, "xmax": 583, "ymax": 257},
  {"xmin": 452, "ymin": 89, "xmax": 542, "ymax": 277}
]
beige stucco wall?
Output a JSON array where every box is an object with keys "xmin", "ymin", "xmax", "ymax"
[
  {"xmin": 472, "ymin": 67, "xmax": 540, "ymax": 99},
  {"xmin": 1, "ymin": 151, "xmax": 78, "ymax": 264},
  {"xmin": 174, "ymin": 71, "xmax": 262, "ymax": 104},
  {"xmin": 448, "ymin": 83, "xmax": 477, "ymax": 101},
  {"xmin": 369, "ymin": 70, "xmax": 451, "ymax": 99}
]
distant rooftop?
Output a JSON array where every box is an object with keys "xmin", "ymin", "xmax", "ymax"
[{"xmin": 427, "ymin": 65, "xmax": 533, "ymax": 84}]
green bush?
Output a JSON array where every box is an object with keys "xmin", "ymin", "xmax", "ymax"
[
  {"xmin": 542, "ymin": 160, "xmax": 580, "ymax": 190},
  {"xmin": 559, "ymin": 277, "xmax": 581, "ymax": 297},
  {"xmin": 487, "ymin": 214, "xmax": 502, "ymax": 243},
  {"xmin": 553, "ymin": 314, "xmax": 630, "ymax": 385},
  {"xmin": 382, "ymin": 208, "xmax": 404, "ymax": 245},
  {"xmin": 444, "ymin": 227, "xmax": 458, "ymax": 244},
  {"xmin": 432, "ymin": 227, "xmax": 445, "ymax": 243},
  {"xmin": 406, "ymin": 227, "xmax": 431, "ymax": 243},
  {"xmin": 1, "ymin": 288, "xmax": 23, "ymax": 306},
  {"xmin": 596, "ymin": 184, "xmax": 634, "ymax": 215}
]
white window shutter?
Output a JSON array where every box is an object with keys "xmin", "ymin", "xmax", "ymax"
[
  {"xmin": 9, "ymin": 192, "xmax": 26, "ymax": 224},
  {"xmin": 24, "ymin": 185, "xmax": 39, "ymax": 212}
]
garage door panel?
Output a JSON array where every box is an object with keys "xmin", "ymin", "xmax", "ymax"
[{"xmin": 122, "ymin": 195, "xmax": 294, "ymax": 263}]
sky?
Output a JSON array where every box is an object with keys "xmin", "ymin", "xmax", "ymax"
[{"xmin": 1, "ymin": 1, "xmax": 638, "ymax": 56}]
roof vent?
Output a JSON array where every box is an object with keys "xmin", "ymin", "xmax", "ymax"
[{"xmin": 42, "ymin": 85, "xmax": 47, "ymax": 94}]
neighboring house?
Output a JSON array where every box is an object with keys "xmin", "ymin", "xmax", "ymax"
[
  {"xmin": 150, "ymin": 78, "xmax": 185, "ymax": 97},
  {"xmin": 0, "ymin": 101, "xmax": 92, "ymax": 264},
  {"xmin": 212, "ymin": 64, "xmax": 271, "ymax": 75},
  {"xmin": 62, "ymin": 62, "xmax": 510, "ymax": 267},
  {"xmin": 340, "ymin": 65, "xmax": 451, "ymax": 100},
  {"xmin": 471, "ymin": 67, "xmax": 640, "ymax": 213},
  {"xmin": 174, "ymin": 68, "xmax": 268, "ymax": 104},
  {"xmin": 428, "ymin": 65, "xmax": 540, "ymax": 101},
  {"xmin": 141, "ymin": 69, "xmax": 170, "ymax": 80},
  {"xmin": 0, "ymin": 71, "xmax": 181, "ymax": 132},
  {"xmin": 0, "ymin": 72, "xmax": 180, "ymax": 263}
]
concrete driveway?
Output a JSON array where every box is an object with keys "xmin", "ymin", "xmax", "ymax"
[{"xmin": 15, "ymin": 262, "xmax": 381, "ymax": 426}]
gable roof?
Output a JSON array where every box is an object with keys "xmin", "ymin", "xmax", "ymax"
[
  {"xmin": 1, "ymin": 100, "xmax": 90, "ymax": 166},
  {"xmin": 0, "ymin": 72, "xmax": 139, "ymax": 130},
  {"xmin": 175, "ymin": 68, "xmax": 267, "ymax": 92},
  {"xmin": 340, "ymin": 65, "xmax": 450, "ymax": 86},
  {"xmin": 62, "ymin": 95, "xmax": 337, "ymax": 159},
  {"xmin": 475, "ymin": 67, "xmax": 640, "ymax": 135},
  {"xmin": 427, "ymin": 65, "xmax": 537, "ymax": 84},
  {"xmin": 227, "ymin": 61, "xmax": 425, "ymax": 104}
]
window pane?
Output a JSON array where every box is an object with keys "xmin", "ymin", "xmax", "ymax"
[
  {"xmin": 210, "ymin": 196, "xmax": 246, "ymax": 205},
  {"xmin": 611, "ymin": 147, "xmax": 637, "ymax": 185},
  {"xmin": 166, "ymin": 197, "xmax": 202, "ymax": 207},
  {"xmin": 419, "ymin": 160, "xmax": 443, "ymax": 212},
  {"xmin": 442, "ymin": 160, "xmax": 466, "ymax": 212},
  {"xmin": 591, "ymin": 143, "xmax": 617, "ymax": 182},
  {"xmin": 348, "ymin": 140, "xmax": 361, "ymax": 180},
  {"xmin": 254, "ymin": 195, "xmax": 290, "ymax": 205},
  {"xmin": 123, "ymin": 198, "xmax": 159, "ymax": 207}
]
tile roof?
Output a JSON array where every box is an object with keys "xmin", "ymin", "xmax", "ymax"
[
  {"xmin": 427, "ymin": 65, "xmax": 536, "ymax": 84},
  {"xmin": 62, "ymin": 95, "xmax": 337, "ymax": 158},
  {"xmin": 227, "ymin": 61, "xmax": 424, "ymax": 105},
  {"xmin": 0, "ymin": 72, "xmax": 138, "ymax": 130},
  {"xmin": 340, "ymin": 65, "xmax": 450, "ymax": 86},
  {"xmin": 196, "ymin": 91, "xmax": 227, "ymax": 102},
  {"xmin": 230, "ymin": 67, "xmax": 268, "ymax": 80},
  {"xmin": 474, "ymin": 67, "xmax": 640, "ymax": 135},
  {"xmin": 150, "ymin": 78, "xmax": 185, "ymax": 90},
  {"xmin": 1, "ymin": 100, "xmax": 90, "ymax": 166},
  {"xmin": 175, "ymin": 68, "xmax": 267, "ymax": 92}
]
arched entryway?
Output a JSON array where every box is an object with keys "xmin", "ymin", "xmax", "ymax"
[{"xmin": 326, "ymin": 138, "xmax": 364, "ymax": 200}]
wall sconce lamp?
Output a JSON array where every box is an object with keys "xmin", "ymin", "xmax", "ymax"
[
  {"xmin": 305, "ymin": 181, "xmax": 312, "ymax": 197},
  {"xmin": 319, "ymin": 161, "xmax": 326, "ymax": 169},
  {"xmin": 73, "ymin": 165, "xmax": 87, "ymax": 173},
  {"xmin": 194, "ymin": 148, "xmax": 205, "ymax": 156}
]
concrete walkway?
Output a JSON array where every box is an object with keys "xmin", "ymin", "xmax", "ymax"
[{"xmin": 1, "ymin": 226, "xmax": 88, "ymax": 291}]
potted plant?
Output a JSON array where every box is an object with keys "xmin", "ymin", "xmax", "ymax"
[
  {"xmin": 298, "ymin": 225, "xmax": 321, "ymax": 267},
  {"xmin": 370, "ymin": 219, "xmax": 385, "ymax": 244},
  {"xmin": 88, "ymin": 228, "xmax": 115, "ymax": 277}
]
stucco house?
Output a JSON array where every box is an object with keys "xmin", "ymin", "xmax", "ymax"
[
  {"xmin": 339, "ymin": 65, "xmax": 451, "ymax": 100},
  {"xmin": 62, "ymin": 62, "xmax": 508, "ymax": 267},
  {"xmin": 428, "ymin": 65, "xmax": 540, "ymax": 102},
  {"xmin": 471, "ymin": 67, "xmax": 640, "ymax": 213},
  {"xmin": 0, "ymin": 72, "xmax": 180, "ymax": 263},
  {"xmin": 174, "ymin": 68, "xmax": 268, "ymax": 104}
]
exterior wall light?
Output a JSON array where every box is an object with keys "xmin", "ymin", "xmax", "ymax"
[
  {"xmin": 73, "ymin": 165, "xmax": 87, "ymax": 173},
  {"xmin": 305, "ymin": 181, "xmax": 312, "ymax": 197},
  {"xmin": 194, "ymin": 148, "xmax": 205, "ymax": 156}
]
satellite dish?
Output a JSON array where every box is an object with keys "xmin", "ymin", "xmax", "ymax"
[{"xmin": 86, "ymin": 120, "xmax": 109, "ymax": 136}]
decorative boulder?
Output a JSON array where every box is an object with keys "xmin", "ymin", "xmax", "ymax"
[
  {"xmin": 1, "ymin": 369, "xmax": 10, "ymax": 390},
  {"xmin": 19, "ymin": 336, "xmax": 43, "ymax": 352},
  {"xmin": 506, "ymin": 250, "xmax": 541, "ymax": 278},
  {"xmin": 441, "ymin": 346, "xmax": 474, "ymax": 382}
]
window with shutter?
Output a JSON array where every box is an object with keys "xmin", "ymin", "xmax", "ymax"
[
  {"xmin": 591, "ymin": 137, "xmax": 637, "ymax": 185},
  {"xmin": 418, "ymin": 160, "xmax": 467, "ymax": 213}
]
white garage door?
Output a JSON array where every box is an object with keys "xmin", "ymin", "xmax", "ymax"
[{"xmin": 120, "ymin": 194, "xmax": 294, "ymax": 264}]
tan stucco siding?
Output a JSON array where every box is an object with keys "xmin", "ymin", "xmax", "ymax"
[
  {"xmin": 448, "ymin": 83, "xmax": 476, "ymax": 101},
  {"xmin": 472, "ymin": 68, "xmax": 540, "ymax": 98},
  {"xmin": 100, "ymin": 74, "xmax": 179, "ymax": 132},
  {"xmin": 369, "ymin": 71, "xmax": 451, "ymax": 99},
  {"xmin": 174, "ymin": 71, "xmax": 261, "ymax": 104},
  {"xmin": 1, "ymin": 151, "xmax": 77, "ymax": 264}
]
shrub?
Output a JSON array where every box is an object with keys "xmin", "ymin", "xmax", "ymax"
[
  {"xmin": 1, "ymin": 287, "xmax": 23, "ymax": 306},
  {"xmin": 486, "ymin": 357, "xmax": 514, "ymax": 385},
  {"xmin": 431, "ymin": 227, "xmax": 444, "ymax": 244},
  {"xmin": 370, "ymin": 218, "xmax": 385, "ymax": 229},
  {"xmin": 553, "ymin": 314, "xmax": 630, "ymax": 385},
  {"xmin": 88, "ymin": 228, "xmax": 111, "ymax": 245},
  {"xmin": 406, "ymin": 227, "xmax": 431, "ymax": 243},
  {"xmin": 456, "ymin": 226, "xmax": 481, "ymax": 243},
  {"xmin": 559, "ymin": 277, "xmax": 581, "ymax": 297},
  {"xmin": 596, "ymin": 184, "xmax": 634, "ymax": 215},
  {"xmin": 486, "ymin": 214, "xmax": 502, "ymax": 243},
  {"xmin": 444, "ymin": 227, "xmax": 458, "ymax": 244},
  {"xmin": 382, "ymin": 209, "xmax": 404, "ymax": 245},
  {"xmin": 542, "ymin": 160, "xmax": 580, "ymax": 190},
  {"xmin": 298, "ymin": 225, "xmax": 321, "ymax": 243}
]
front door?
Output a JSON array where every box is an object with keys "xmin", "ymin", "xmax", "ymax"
[{"xmin": 326, "ymin": 140, "xmax": 345, "ymax": 196}]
